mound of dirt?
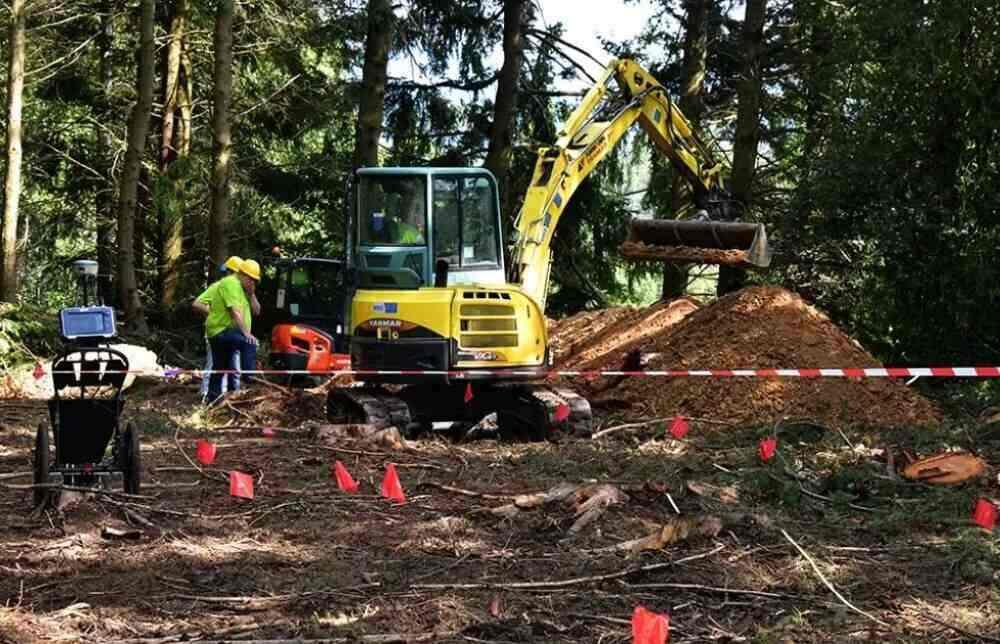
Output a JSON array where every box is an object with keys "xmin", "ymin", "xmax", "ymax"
[
  {"xmin": 557, "ymin": 297, "xmax": 700, "ymax": 370},
  {"xmin": 548, "ymin": 306, "xmax": 646, "ymax": 364},
  {"xmin": 590, "ymin": 286, "xmax": 940, "ymax": 428}
]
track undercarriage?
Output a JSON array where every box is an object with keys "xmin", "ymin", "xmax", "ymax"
[{"xmin": 327, "ymin": 382, "xmax": 592, "ymax": 441}]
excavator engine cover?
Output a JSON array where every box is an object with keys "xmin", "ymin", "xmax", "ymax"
[{"xmin": 622, "ymin": 218, "xmax": 772, "ymax": 268}]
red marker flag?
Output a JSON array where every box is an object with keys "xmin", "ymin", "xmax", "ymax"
[
  {"xmin": 554, "ymin": 403, "xmax": 570, "ymax": 422},
  {"xmin": 333, "ymin": 460, "xmax": 359, "ymax": 494},
  {"xmin": 195, "ymin": 439, "xmax": 216, "ymax": 465},
  {"xmin": 229, "ymin": 471, "xmax": 254, "ymax": 499},
  {"xmin": 759, "ymin": 436, "xmax": 778, "ymax": 463},
  {"xmin": 33, "ymin": 362, "xmax": 46, "ymax": 380},
  {"xmin": 380, "ymin": 463, "xmax": 406, "ymax": 504},
  {"xmin": 668, "ymin": 416, "xmax": 689, "ymax": 440},
  {"xmin": 632, "ymin": 605, "xmax": 669, "ymax": 644},
  {"xmin": 464, "ymin": 383, "xmax": 474, "ymax": 404},
  {"xmin": 973, "ymin": 498, "xmax": 997, "ymax": 531}
]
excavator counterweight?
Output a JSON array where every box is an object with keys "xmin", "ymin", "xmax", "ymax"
[{"xmin": 622, "ymin": 218, "xmax": 771, "ymax": 268}]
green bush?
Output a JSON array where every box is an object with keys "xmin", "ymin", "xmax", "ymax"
[{"xmin": 0, "ymin": 303, "xmax": 61, "ymax": 370}]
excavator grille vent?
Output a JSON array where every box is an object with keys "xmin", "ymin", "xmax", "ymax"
[
  {"xmin": 462, "ymin": 291, "xmax": 511, "ymax": 300},
  {"xmin": 459, "ymin": 303, "xmax": 518, "ymax": 349}
]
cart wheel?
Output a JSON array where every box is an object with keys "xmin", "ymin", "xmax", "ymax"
[
  {"xmin": 122, "ymin": 422, "xmax": 141, "ymax": 495},
  {"xmin": 33, "ymin": 423, "xmax": 50, "ymax": 508}
]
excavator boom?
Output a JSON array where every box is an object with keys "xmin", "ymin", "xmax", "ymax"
[{"xmin": 509, "ymin": 59, "xmax": 771, "ymax": 309}]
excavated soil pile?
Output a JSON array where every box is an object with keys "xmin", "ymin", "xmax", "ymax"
[
  {"xmin": 620, "ymin": 241, "xmax": 751, "ymax": 267},
  {"xmin": 592, "ymin": 286, "xmax": 940, "ymax": 428},
  {"xmin": 548, "ymin": 307, "xmax": 644, "ymax": 364},
  {"xmin": 556, "ymin": 298, "xmax": 700, "ymax": 370}
]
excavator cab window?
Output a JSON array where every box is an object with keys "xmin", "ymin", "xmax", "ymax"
[
  {"xmin": 358, "ymin": 176, "xmax": 427, "ymax": 246},
  {"xmin": 432, "ymin": 176, "xmax": 500, "ymax": 271}
]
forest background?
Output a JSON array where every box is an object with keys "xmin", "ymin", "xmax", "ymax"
[{"xmin": 0, "ymin": 0, "xmax": 997, "ymax": 379}]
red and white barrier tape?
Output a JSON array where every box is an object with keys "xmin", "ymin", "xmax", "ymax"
[{"xmin": 36, "ymin": 366, "xmax": 1000, "ymax": 378}]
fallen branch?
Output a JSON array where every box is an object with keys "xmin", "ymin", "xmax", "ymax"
[
  {"xmin": 223, "ymin": 399, "xmax": 258, "ymax": 424},
  {"xmin": 423, "ymin": 482, "xmax": 514, "ymax": 500},
  {"xmin": 103, "ymin": 634, "xmax": 446, "ymax": 644},
  {"xmin": 1, "ymin": 483, "xmax": 156, "ymax": 501},
  {"xmin": 602, "ymin": 516, "xmax": 722, "ymax": 554},
  {"xmin": 593, "ymin": 418, "xmax": 667, "ymax": 439},
  {"xmin": 627, "ymin": 582, "xmax": 789, "ymax": 600},
  {"xmin": 0, "ymin": 471, "xmax": 31, "ymax": 481},
  {"xmin": 169, "ymin": 583, "xmax": 381, "ymax": 606},
  {"xmin": 593, "ymin": 415, "xmax": 735, "ymax": 439},
  {"xmin": 412, "ymin": 544, "xmax": 724, "ymax": 590},
  {"xmin": 781, "ymin": 529, "xmax": 890, "ymax": 628},
  {"xmin": 217, "ymin": 424, "xmax": 303, "ymax": 435},
  {"xmin": 920, "ymin": 613, "xmax": 1000, "ymax": 643}
]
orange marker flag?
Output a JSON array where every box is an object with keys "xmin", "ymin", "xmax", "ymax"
[
  {"xmin": 229, "ymin": 471, "xmax": 254, "ymax": 500},
  {"xmin": 632, "ymin": 605, "xmax": 669, "ymax": 644},
  {"xmin": 333, "ymin": 460, "xmax": 359, "ymax": 494},
  {"xmin": 380, "ymin": 463, "xmax": 406, "ymax": 504},
  {"xmin": 973, "ymin": 498, "xmax": 997, "ymax": 531},
  {"xmin": 758, "ymin": 436, "xmax": 778, "ymax": 463},
  {"xmin": 196, "ymin": 439, "xmax": 216, "ymax": 465},
  {"xmin": 668, "ymin": 416, "xmax": 689, "ymax": 439}
]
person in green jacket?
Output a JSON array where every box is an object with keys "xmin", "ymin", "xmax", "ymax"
[
  {"xmin": 193, "ymin": 259, "xmax": 261, "ymax": 402},
  {"xmin": 198, "ymin": 256, "xmax": 245, "ymax": 399}
]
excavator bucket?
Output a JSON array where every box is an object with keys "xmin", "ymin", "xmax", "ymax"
[{"xmin": 621, "ymin": 218, "xmax": 772, "ymax": 268}]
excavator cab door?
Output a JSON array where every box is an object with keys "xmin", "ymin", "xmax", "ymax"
[{"xmin": 429, "ymin": 173, "xmax": 505, "ymax": 287}]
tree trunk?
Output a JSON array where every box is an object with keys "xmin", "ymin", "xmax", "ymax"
[
  {"xmin": 116, "ymin": 0, "xmax": 155, "ymax": 334},
  {"xmin": 483, "ymin": 0, "xmax": 525, "ymax": 221},
  {"xmin": 1, "ymin": 0, "xmax": 26, "ymax": 302},
  {"xmin": 179, "ymin": 46, "xmax": 196, "ymax": 266},
  {"xmin": 209, "ymin": 0, "xmax": 234, "ymax": 270},
  {"xmin": 719, "ymin": 0, "xmax": 766, "ymax": 295},
  {"xmin": 352, "ymin": 0, "xmax": 393, "ymax": 170},
  {"xmin": 662, "ymin": 0, "xmax": 708, "ymax": 301},
  {"xmin": 95, "ymin": 0, "xmax": 115, "ymax": 305},
  {"xmin": 159, "ymin": 0, "xmax": 188, "ymax": 310}
]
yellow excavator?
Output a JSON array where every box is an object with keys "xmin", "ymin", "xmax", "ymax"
[{"xmin": 327, "ymin": 58, "xmax": 771, "ymax": 439}]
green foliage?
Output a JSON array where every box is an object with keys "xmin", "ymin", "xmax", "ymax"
[
  {"xmin": 4, "ymin": 0, "xmax": 1000, "ymax": 374},
  {"xmin": 0, "ymin": 303, "xmax": 60, "ymax": 369}
]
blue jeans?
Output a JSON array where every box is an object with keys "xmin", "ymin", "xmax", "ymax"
[
  {"xmin": 207, "ymin": 328, "xmax": 257, "ymax": 402},
  {"xmin": 201, "ymin": 337, "xmax": 240, "ymax": 397}
]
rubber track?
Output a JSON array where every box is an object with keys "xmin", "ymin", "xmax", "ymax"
[
  {"xmin": 528, "ymin": 385, "xmax": 593, "ymax": 440},
  {"xmin": 326, "ymin": 388, "xmax": 412, "ymax": 429}
]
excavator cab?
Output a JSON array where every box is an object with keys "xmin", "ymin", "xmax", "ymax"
[{"xmin": 353, "ymin": 168, "xmax": 507, "ymax": 290}]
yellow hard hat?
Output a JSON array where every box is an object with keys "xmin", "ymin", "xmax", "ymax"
[
  {"xmin": 239, "ymin": 258, "xmax": 261, "ymax": 281},
  {"xmin": 224, "ymin": 255, "xmax": 243, "ymax": 272}
]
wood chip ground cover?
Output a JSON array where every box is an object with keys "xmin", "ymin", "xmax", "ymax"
[{"xmin": 1, "ymin": 384, "xmax": 997, "ymax": 643}]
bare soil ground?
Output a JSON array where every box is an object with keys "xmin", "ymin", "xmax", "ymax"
[{"xmin": 2, "ymin": 380, "xmax": 998, "ymax": 644}]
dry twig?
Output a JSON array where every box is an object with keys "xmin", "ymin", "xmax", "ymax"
[
  {"xmin": 781, "ymin": 528, "xmax": 890, "ymax": 628},
  {"xmin": 413, "ymin": 544, "xmax": 724, "ymax": 590}
]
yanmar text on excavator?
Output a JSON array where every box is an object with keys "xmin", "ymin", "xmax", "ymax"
[{"xmin": 326, "ymin": 58, "xmax": 771, "ymax": 440}]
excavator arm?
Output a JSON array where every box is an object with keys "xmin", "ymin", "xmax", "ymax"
[{"xmin": 509, "ymin": 58, "xmax": 770, "ymax": 310}]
